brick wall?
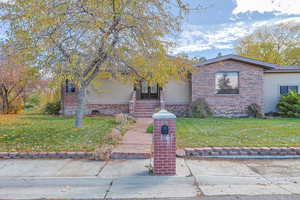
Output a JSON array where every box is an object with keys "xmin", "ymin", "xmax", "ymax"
[
  {"xmin": 165, "ymin": 104, "xmax": 189, "ymax": 117},
  {"xmin": 153, "ymin": 118, "xmax": 176, "ymax": 175},
  {"xmin": 192, "ymin": 60, "xmax": 264, "ymax": 117}
]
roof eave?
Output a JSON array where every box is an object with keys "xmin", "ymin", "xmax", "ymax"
[
  {"xmin": 265, "ymin": 70, "xmax": 300, "ymax": 73},
  {"xmin": 193, "ymin": 54, "xmax": 277, "ymax": 70}
]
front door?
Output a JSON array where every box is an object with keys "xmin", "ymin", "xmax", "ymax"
[{"xmin": 140, "ymin": 81, "xmax": 159, "ymax": 99}]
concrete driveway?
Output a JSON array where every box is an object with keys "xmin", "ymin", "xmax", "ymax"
[{"xmin": 0, "ymin": 158, "xmax": 299, "ymax": 199}]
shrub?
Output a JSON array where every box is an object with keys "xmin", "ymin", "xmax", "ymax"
[
  {"xmin": 277, "ymin": 91, "xmax": 300, "ymax": 117},
  {"xmin": 189, "ymin": 98, "xmax": 212, "ymax": 118},
  {"xmin": 38, "ymin": 88, "xmax": 61, "ymax": 112},
  {"xmin": 24, "ymin": 104, "xmax": 34, "ymax": 109},
  {"xmin": 44, "ymin": 101, "xmax": 61, "ymax": 115},
  {"xmin": 146, "ymin": 123, "xmax": 154, "ymax": 134},
  {"xmin": 265, "ymin": 112, "xmax": 280, "ymax": 117},
  {"xmin": 246, "ymin": 103, "xmax": 263, "ymax": 118},
  {"xmin": 25, "ymin": 93, "xmax": 41, "ymax": 110}
]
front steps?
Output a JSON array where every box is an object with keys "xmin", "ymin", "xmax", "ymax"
[{"xmin": 133, "ymin": 100, "xmax": 160, "ymax": 118}]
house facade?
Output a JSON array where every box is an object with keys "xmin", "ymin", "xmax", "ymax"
[{"xmin": 62, "ymin": 54, "xmax": 300, "ymax": 117}]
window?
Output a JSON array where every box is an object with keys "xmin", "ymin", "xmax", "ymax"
[
  {"xmin": 280, "ymin": 86, "xmax": 298, "ymax": 95},
  {"xmin": 215, "ymin": 72, "xmax": 239, "ymax": 94},
  {"xmin": 66, "ymin": 79, "xmax": 76, "ymax": 93}
]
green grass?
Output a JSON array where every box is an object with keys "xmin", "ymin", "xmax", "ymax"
[
  {"xmin": 146, "ymin": 118, "xmax": 300, "ymax": 148},
  {"xmin": 0, "ymin": 115, "xmax": 117, "ymax": 152}
]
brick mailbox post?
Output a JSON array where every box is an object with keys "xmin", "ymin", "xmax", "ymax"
[{"xmin": 152, "ymin": 109, "xmax": 176, "ymax": 175}]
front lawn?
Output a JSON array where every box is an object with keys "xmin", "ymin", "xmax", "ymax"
[
  {"xmin": 175, "ymin": 118, "xmax": 300, "ymax": 148},
  {"xmin": 0, "ymin": 115, "xmax": 117, "ymax": 152}
]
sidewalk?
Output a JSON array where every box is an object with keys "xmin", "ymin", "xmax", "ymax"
[
  {"xmin": 111, "ymin": 118, "xmax": 153, "ymax": 159},
  {"xmin": 0, "ymin": 158, "xmax": 300, "ymax": 199}
]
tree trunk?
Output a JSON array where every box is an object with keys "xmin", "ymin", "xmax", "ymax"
[
  {"xmin": 1, "ymin": 97, "xmax": 4, "ymax": 114},
  {"xmin": 4, "ymin": 102, "xmax": 9, "ymax": 114},
  {"xmin": 0, "ymin": 94, "xmax": 4, "ymax": 114},
  {"xmin": 0, "ymin": 87, "xmax": 9, "ymax": 114},
  {"xmin": 3, "ymin": 95, "xmax": 9, "ymax": 114},
  {"xmin": 75, "ymin": 86, "xmax": 86, "ymax": 128}
]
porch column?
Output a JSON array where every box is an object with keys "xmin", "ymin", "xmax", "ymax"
[{"xmin": 129, "ymin": 91, "xmax": 136, "ymax": 114}]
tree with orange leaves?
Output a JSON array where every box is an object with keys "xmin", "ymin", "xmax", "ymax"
[{"xmin": 0, "ymin": 48, "xmax": 37, "ymax": 114}]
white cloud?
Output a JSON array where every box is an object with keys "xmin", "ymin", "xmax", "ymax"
[
  {"xmin": 170, "ymin": 17, "xmax": 300, "ymax": 55},
  {"xmin": 233, "ymin": 0, "xmax": 300, "ymax": 15},
  {"xmin": 170, "ymin": 22, "xmax": 252, "ymax": 54},
  {"xmin": 273, "ymin": 17, "xmax": 300, "ymax": 24}
]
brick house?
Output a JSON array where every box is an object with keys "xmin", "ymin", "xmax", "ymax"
[{"xmin": 61, "ymin": 54, "xmax": 300, "ymax": 117}]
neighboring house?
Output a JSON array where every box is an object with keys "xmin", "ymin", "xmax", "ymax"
[{"xmin": 61, "ymin": 54, "xmax": 300, "ymax": 117}]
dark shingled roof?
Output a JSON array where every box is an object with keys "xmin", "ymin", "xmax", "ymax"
[{"xmin": 193, "ymin": 54, "xmax": 278, "ymax": 70}]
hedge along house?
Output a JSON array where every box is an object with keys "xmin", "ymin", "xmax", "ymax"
[{"xmin": 61, "ymin": 54, "xmax": 300, "ymax": 117}]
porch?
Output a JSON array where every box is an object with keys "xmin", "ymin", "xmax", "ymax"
[
  {"xmin": 130, "ymin": 81, "xmax": 165, "ymax": 118},
  {"xmin": 62, "ymin": 79, "xmax": 189, "ymax": 117}
]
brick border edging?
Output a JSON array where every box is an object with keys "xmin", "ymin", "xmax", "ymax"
[
  {"xmin": 3, "ymin": 147, "xmax": 300, "ymax": 159},
  {"xmin": 110, "ymin": 152, "xmax": 152, "ymax": 159},
  {"xmin": 0, "ymin": 152, "xmax": 95, "ymax": 159},
  {"xmin": 184, "ymin": 147, "xmax": 300, "ymax": 157}
]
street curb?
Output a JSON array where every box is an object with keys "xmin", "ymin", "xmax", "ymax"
[{"xmin": 185, "ymin": 147, "xmax": 300, "ymax": 157}]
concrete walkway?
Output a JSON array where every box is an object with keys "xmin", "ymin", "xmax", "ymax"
[
  {"xmin": 111, "ymin": 118, "xmax": 153, "ymax": 159},
  {"xmin": 0, "ymin": 158, "xmax": 300, "ymax": 199}
]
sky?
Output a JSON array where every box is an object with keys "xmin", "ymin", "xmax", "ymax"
[
  {"xmin": 1, "ymin": 0, "xmax": 300, "ymax": 59},
  {"xmin": 170, "ymin": 0, "xmax": 300, "ymax": 58}
]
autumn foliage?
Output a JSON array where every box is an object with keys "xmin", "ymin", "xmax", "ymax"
[
  {"xmin": 1, "ymin": 0, "xmax": 194, "ymax": 127},
  {"xmin": 235, "ymin": 22, "xmax": 300, "ymax": 65},
  {"xmin": 0, "ymin": 51, "xmax": 37, "ymax": 114}
]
